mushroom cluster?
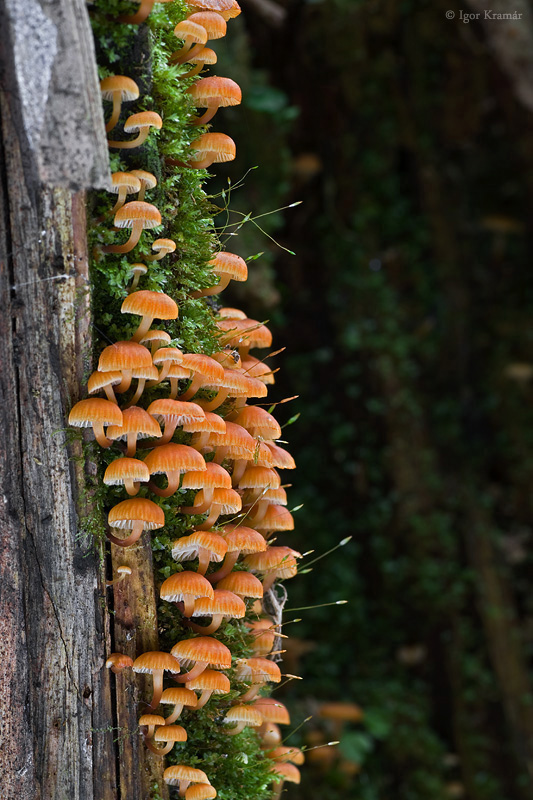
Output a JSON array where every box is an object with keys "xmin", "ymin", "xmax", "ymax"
[{"xmin": 80, "ymin": 0, "xmax": 322, "ymax": 796}]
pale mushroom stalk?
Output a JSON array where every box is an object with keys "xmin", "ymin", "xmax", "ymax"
[
  {"xmin": 180, "ymin": 373, "xmax": 204, "ymax": 400},
  {"xmin": 181, "ymin": 488, "xmax": 215, "ymax": 514},
  {"xmin": 191, "ymin": 104, "xmax": 220, "ymax": 127},
  {"xmin": 171, "ymin": 42, "xmax": 205, "ymax": 65},
  {"xmin": 240, "ymin": 683, "xmax": 263, "ymax": 702},
  {"xmin": 178, "ymin": 780, "xmax": 191, "ymax": 797},
  {"xmin": 191, "ymin": 431, "xmax": 212, "ymax": 451},
  {"xmin": 197, "ymin": 503, "xmax": 223, "ymax": 531},
  {"xmin": 92, "ymin": 421, "xmax": 113, "ymax": 448},
  {"xmin": 190, "ymin": 614, "xmax": 224, "ymax": 635},
  {"xmin": 145, "ymin": 738, "xmax": 174, "ymax": 755},
  {"xmin": 105, "ymin": 93, "xmax": 124, "ymax": 133},
  {"xmin": 106, "ymin": 568, "xmax": 131, "ymax": 587},
  {"xmin": 124, "ymin": 377, "xmax": 148, "ymax": 408},
  {"xmin": 212, "ymin": 446, "xmax": 228, "ymax": 465},
  {"xmin": 225, "ymin": 721, "xmax": 247, "ymax": 736},
  {"xmin": 174, "ymin": 660, "xmax": 208, "ymax": 683},
  {"xmin": 262, "ymin": 572, "xmax": 279, "ymax": 592},
  {"xmin": 107, "ymin": 520, "xmax": 145, "ymax": 548},
  {"xmin": 123, "ymin": 478, "xmax": 141, "ymax": 496},
  {"xmin": 148, "ymin": 669, "xmax": 166, "ymax": 710},
  {"xmin": 101, "ymin": 222, "xmax": 146, "ymax": 254},
  {"xmin": 192, "ymin": 274, "xmax": 230, "ymax": 298},
  {"xmin": 164, "ymin": 704, "xmax": 186, "ymax": 725},
  {"xmin": 247, "ymin": 500, "xmax": 269, "ymax": 526},
  {"xmin": 148, "ymin": 473, "xmax": 180, "ymax": 498},
  {"xmin": 155, "ymin": 418, "xmax": 181, "ymax": 444},
  {"xmin": 125, "ymin": 431, "xmax": 140, "ymax": 458},
  {"xmin": 196, "ymin": 387, "xmax": 229, "ymax": 412},
  {"xmin": 231, "ymin": 458, "xmax": 248, "ymax": 486},
  {"xmin": 115, "ymin": 370, "xmax": 133, "ymax": 394},
  {"xmin": 107, "ymin": 128, "xmax": 154, "ymax": 149},
  {"xmin": 102, "ymin": 384, "xmax": 119, "ymax": 403},
  {"xmin": 119, "ymin": 0, "xmax": 156, "ymax": 24},
  {"xmin": 179, "ymin": 62, "xmax": 205, "ymax": 80},
  {"xmin": 95, "ymin": 186, "xmax": 130, "ymax": 223},
  {"xmin": 207, "ymin": 551, "xmax": 239, "ymax": 583},
  {"xmin": 195, "ymin": 689, "xmax": 215, "ymax": 709},
  {"xmin": 132, "ymin": 315, "xmax": 158, "ymax": 343}
]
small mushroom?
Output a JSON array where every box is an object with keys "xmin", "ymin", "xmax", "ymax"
[
  {"xmin": 101, "ymin": 202, "xmax": 161, "ymax": 255},
  {"xmin": 107, "ymin": 111, "xmax": 163, "ymax": 149},
  {"xmin": 100, "ymin": 76, "xmax": 139, "ymax": 133}
]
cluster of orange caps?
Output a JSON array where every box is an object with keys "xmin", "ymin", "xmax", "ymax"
[{"xmin": 74, "ymin": 0, "xmax": 305, "ymax": 796}]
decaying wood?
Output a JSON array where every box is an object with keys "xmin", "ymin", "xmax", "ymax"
[
  {"xmin": 111, "ymin": 540, "xmax": 169, "ymax": 800},
  {"xmin": 0, "ymin": 85, "xmax": 115, "ymax": 798}
]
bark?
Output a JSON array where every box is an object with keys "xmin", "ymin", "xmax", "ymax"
[{"xmin": 0, "ymin": 88, "xmax": 115, "ymax": 798}]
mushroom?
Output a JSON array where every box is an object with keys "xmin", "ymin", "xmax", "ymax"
[
  {"xmin": 100, "ymin": 76, "xmax": 139, "ymax": 133},
  {"xmin": 178, "ymin": 47, "xmax": 217, "ymax": 80},
  {"xmin": 183, "ymin": 411, "xmax": 226, "ymax": 451},
  {"xmin": 222, "ymin": 705, "xmax": 263, "ymax": 736},
  {"xmin": 103, "ymin": 457, "xmax": 150, "ymax": 496},
  {"xmin": 68, "ymin": 398, "xmax": 122, "ymax": 448},
  {"xmin": 132, "ymin": 651, "xmax": 181, "ymax": 709},
  {"xmin": 170, "ymin": 531, "xmax": 228, "ymax": 576},
  {"xmin": 145, "ymin": 238, "xmax": 176, "ymax": 262},
  {"xmin": 195, "ymin": 487, "xmax": 242, "ymax": 530},
  {"xmin": 216, "ymin": 570, "xmax": 264, "ymax": 602},
  {"xmin": 105, "ymin": 565, "xmax": 133, "ymax": 587},
  {"xmin": 98, "ymin": 340, "xmax": 153, "ymax": 393},
  {"xmin": 128, "ymin": 263, "xmax": 148, "ymax": 293},
  {"xmin": 105, "ymin": 652, "xmax": 134, "ymax": 673},
  {"xmin": 143, "ymin": 443, "xmax": 206, "ymax": 497},
  {"xmin": 189, "ymin": 589, "xmax": 245, "ymax": 634},
  {"xmin": 186, "ymin": 668, "xmax": 230, "ymax": 708},
  {"xmin": 121, "ymin": 289, "xmax": 178, "ymax": 342},
  {"xmin": 188, "ymin": 132, "xmax": 236, "ymax": 170},
  {"xmin": 170, "ymin": 20, "xmax": 208, "ymax": 64},
  {"xmin": 87, "ymin": 370, "xmax": 123, "ymax": 404},
  {"xmin": 171, "ymin": 636, "xmax": 231, "ymax": 683},
  {"xmin": 107, "ymin": 497, "xmax": 165, "ymax": 547},
  {"xmin": 96, "ymin": 172, "xmax": 142, "ymax": 222},
  {"xmin": 269, "ymin": 762, "xmax": 301, "ymax": 800},
  {"xmin": 159, "ymin": 687, "xmax": 198, "ymax": 724},
  {"xmin": 207, "ymin": 524, "xmax": 266, "ymax": 583},
  {"xmin": 178, "ymin": 354, "xmax": 225, "ymax": 400},
  {"xmin": 146, "ymin": 398, "xmax": 204, "ymax": 444},
  {"xmin": 160, "ymin": 570, "xmax": 214, "ymax": 618},
  {"xmin": 101, "ymin": 202, "xmax": 161, "ymax": 255},
  {"xmin": 180, "ymin": 461, "xmax": 231, "ymax": 509},
  {"xmin": 106, "ymin": 405, "xmax": 162, "ymax": 456},
  {"xmin": 191, "ymin": 252, "xmax": 247, "ymax": 297},
  {"xmin": 149, "ymin": 724, "xmax": 187, "ymax": 755},
  {"xmin": 139, "ymin": 713, "xmax": 166, "ymax": 740},
  {"xmin": 108, "ymin": 111, "xmax": 163, "ymax": 149},
  {"xmin": 163, "ymin": 765, "xmax": 211, "ymax": 798},
  {"xmin": 185, "ymin": 784, "xmax": 217, "ymax": 800},
  {"xmin": 188, "ymin": 76, "xmax": 241, "ymax": 126},
  {"xmin": 119, "ymin": 0, "xmax": 174, "ymax": 24},
  {"xmin": 196, "ymin": 368, "xmax": 266, "ymax": 413},
  {"xmin": 123, "ymin": 363, "xmax": 159, "ymax": 407},
  {"xmin": 130, "ymin": 169, "xmax": 158, "ymax": 201},
  {"xmin": 235, "ymin": 657, "xmax": 281, "ymax": 702},
  {"xmin": 139, "ymin": 329, "xmax": 172, "ymax": 355}
]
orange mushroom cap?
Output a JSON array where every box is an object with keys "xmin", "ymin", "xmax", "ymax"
[
  {"xmin": 186, "ymin": 668, "xmax": 230, "ymax": 694},
  {"xmin": 68, "ymin": 398, "xmax": 123, "ymax": 428},
  {"xmin": 191, "ymin": 589, "xmax": 246, "ymax": 619},
  {"xmin": 108, "ymin": 498, "xmax": 165, "ymax": 530},
  {"xmin": 160, "ymin": 571, "xmax": 214, "ymax": 603},
  {"xmin": 121, "ymin": 290, "xmax": 178, "ymax": 323},
  {"xmin": 107, "ymin": 406, "xmax": 162, "ymax": 441},
  {"xmin": 253, "ymin": 697, "xmax": 291, "ymax": 725},
  {"xmin": 171, "ymin": 636, "xmax": 232, "ymax": 669},
  {"xmin": 98, "ymin": 340, "xmax": 152, "ymax": 372},
  {"xmin": 188, "ymin": 76, "xmax": 241, "ymax": 108},
  {"xmin": 217, "ymin": 571, "xmax": 264, "ymax": 599},
  {"xmin": 234, "ymin": 406, "xmax": 281, "ymax": 440}
]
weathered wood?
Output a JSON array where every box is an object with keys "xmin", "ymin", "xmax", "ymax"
[
  {"xmin": 0, "ymin": 86, "xmax": 115, "ymax": 799},
  {"xmin": 111, "ymin": 539, "xmax": 169, "ymax": 800},
  {"xmin": 0, "ymin": 0, "xmax": 110, "ymax": 189}
]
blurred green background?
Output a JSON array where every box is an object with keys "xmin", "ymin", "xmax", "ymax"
[{"xmin": 208, "ymin": 1, "xmax": 533, "ymax": 798}]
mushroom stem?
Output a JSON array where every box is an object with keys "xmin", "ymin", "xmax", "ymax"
[
  {"xmin": 240, "ymin": 684, "xmax": 262, "ymax": 702},
  {"xmin": 197, "ymin": 504, "xmax": 221, "ymax": 531},
  {"xmin": 124, "ymin": 478, "xmax": 140, "ymax": 496},
  {"xmin": 190, "ymin": 431, "xmax": 211, "ymax": 451},
  {"xmin": 231, "ymin": 459, "xmax": 248, "ymax": 486},
  {"xmin": 149, "ymin": 669, "xmax": 165, "ymax": 710},
  {"xmin": 247, "ymin": 500, "xmax": 268, "ymax": 526},
  {"xmin": 115, "ymin": 370, "xmax": 133, "ymax": 393},
  {"xmin": 262, "ymin": 573, "xmax": 277, "ymax": 592},
  {"xmin": 178, "ymin": 780, "xmax": 191, "ymax": 797},
  {"xmin": 191, "ymin": 275, "xmax": 230, "ymax": 298},
  {"xmin": 144, "ymin": 737, "xmax": 172, "ymax": 755},
  {"xmin": 180, "ymin": 373, "xmax": 203, "ymax": 400},
  {"xmin": 101, "ymin": 221, "xmax": 144, "ymax": 254},
  {"xmin": 225, "ymin": 721, "xmax": 246, "ymax": 735},
  {"xmin": 197, "ymin": 387, "xmax": 229, "ymax": 412},
  {"xmin": 148, "ymin": 474, "xmax": 180, "ymax": 498},
  {"xmin": 107, "ymin": 129, "xmax": 151, "ymax": 149},
  {"xmin": 106, "ymin": 519, "xmax": 144, "ymax": 547},
  {"xmin": 171, "ymin": 41, "xmax": 205, "ymax": 64},
  {"xmin": 208, "ymin": 551, "xmax": 239, "ymax": 583},
  {"xmin": 105, "ymin": 93, "xmax": 123, "ymax": 133},
  {"xmin": 92, "ymin": 421, "xmax": 113, "ymax": 448},
  {"xmin": 196, "ymin": 548, "xmax": 211, "ymax": 576},
  {"xmin": 131, "ymin": 315, "xmax": 156, "ymax": 343},
  {"xmin": 193, "ymin": 689, "xmax": 213, "ymax": 709},
  {"xmin": 119, "ymin": 0, "xmax": 155, "ymax": 24},
  {"xmin": 191, "ymin": 104, "xmax": 220, "ymax": 127},
  {"xmin": 95, "ymin": 187, "xmax": 128, "ymax": 223},
  {"xmin": 174, "ymin": 660, "xmax": 208, "ymax": 683},
  {"xmin": 157, "ymin": 418, "xmax": 180, "ymax": 444},
  {"xmin": 103, "ymin": 384, "xmax": 118, "ymax": 403},
  {"xmin": 190, "ymin": 614, "xmax": 223, "ymax": 635},
  {"xmin": 164, "ymin": 704, "xmax": 185, "ymax": 725},
  {"xmin": 178, "ymin": 62, "xmax": 204, "ymax": 80},
  {"xmin": 126, "ymin": 432, "xmax": 138, "ymax": 457},
  {"xmin": 182, "ymin": 596, "xmax": 196, "ymax": 618},
  {"xmin": 124, "ymin": 378, "xmax": 147, "ymax": 408},
  {"xmin": 188, "ymin": 156, "xmax": 215, "ymax": 170}
]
